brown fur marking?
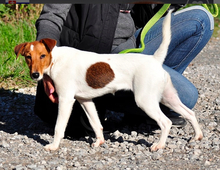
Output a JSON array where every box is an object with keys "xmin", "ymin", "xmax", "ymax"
[{"xmin": 86, "ymin": 62, "xmax": 115, "ymax": 89}]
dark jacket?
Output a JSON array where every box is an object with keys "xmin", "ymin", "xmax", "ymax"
[
  {"xmin": 36, "ymin": 4, "xmax": 159, "ymax": 54},
  {"xmin": 36, "ymin": 4, "xmax": 181, "ymax": 54},
  {"xmin": 60, "ymin": 4, "xmax": 121, "ymax": 53}
]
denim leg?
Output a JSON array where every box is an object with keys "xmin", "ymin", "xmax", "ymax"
[
  {"xmin": 138, "ymin": 6, "xmax": 214, "ymax": 73},
  {"xmin": 135, "ymin": 6, "xmax": 213, "ymax": 109}
]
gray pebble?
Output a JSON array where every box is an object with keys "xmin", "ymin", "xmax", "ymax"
[
  {"xmin": 73, "ymin": 162, "xmax": 81, "ymax": 167},
  {"xmin": 1, "ymin": 140, "xmax": 10, "ymax": 148}
]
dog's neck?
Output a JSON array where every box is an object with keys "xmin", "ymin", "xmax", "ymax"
[{"xmin": 43, "ymin": 46, "xmax": 57, "ymax": 77}]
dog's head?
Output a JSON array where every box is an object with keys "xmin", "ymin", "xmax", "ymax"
[{"xmin": 14, "ymin": 38, "xmax": 57, "ymax": 81}]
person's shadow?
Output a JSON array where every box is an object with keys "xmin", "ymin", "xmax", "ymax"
[{"xmin": 0, "ymin": 88, "xmax": 53, "ymax": 146}]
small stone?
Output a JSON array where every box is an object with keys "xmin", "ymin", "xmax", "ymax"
[
  {"xmin": 27, "ymin": 164, "xmax": 37, "ymax": 169},
  {"xmin": 94, "ymin": 162, "xmax": 104, "ymax": 169},
  {"xmin": 113, "ymin": 130, "xmax": 121, "ymax": 139},
  {"xmin": 1, "ymin": 140, "xmax": 9, "ymax": 148},
  {"xmin": 56, "ymin": 165, "xmax": 66, "ymax": 170},
  {"xmin": 204, "ymin": 160, "xmax": 211, "ymax": 166},
  {"xmin": 167, "ymin": 144, "xmax": 177, "ymax": 149},
  {"xmin": 73, "ymin": 162, "xmax": 81, "ymax": 167},
  {"xmin": 151, "ymin": 152, "xmax": 162, "ymax": 160},
  {"xmin": 41, "ymin": 160, "xmax": 47, "ymax": 164},
  {"xmin": 193, "ymin": 149, "xmax": 202, "ymax": 156},
  {"xmin": 15, "ymin": 164, "xmax": 26, "ymax": 170},
  {"xmin": 157, "ymin": 149, "xmax": 163, "ymax": 154},
  {"xmin": 101, "ymin": 143, "xmax": 108, "ymax": 149},
  {"xmin": 131, "ymin": 131, "xmax": 137, "ymax": 137}
]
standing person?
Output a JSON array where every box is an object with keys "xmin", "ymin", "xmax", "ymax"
[{"xmin": 34, "ymin": 4, "xmax": 214, "ymax": 137}]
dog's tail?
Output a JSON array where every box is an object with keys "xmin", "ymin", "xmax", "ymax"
[{"xmin": 153, "ymin": 9, "xmax": 172, "ymax": 64}]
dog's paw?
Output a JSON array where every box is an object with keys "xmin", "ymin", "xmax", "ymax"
[
  {"xmin": 189, "ymin": 133, "xmax": 203, "ymax": 144},
  {"xmin": 194, "ymin": 132, "xmax": 203, "ymax": 141},
  {"xmin": 44, "ymin": 143, "xmax": 59, "ymax": 151},
  {"xmin": 91, "ymin": 137, "xmax": 105, "ymax": 147},
  {"xmin": 150, "ymin": 143, "xmax": 165, "ymax": 152}
]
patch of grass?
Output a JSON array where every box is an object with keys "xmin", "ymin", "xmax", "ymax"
[
  {"xmin": 0, "ymin": 16, "xmax": 38, "ymax": 89},
  {"xmin": 0, "ymin": 21, "xmax": 37, "ymax": 88},
  {"xmin": 0, "ymin": 4, "xmax": 42, "ymax": 89}
]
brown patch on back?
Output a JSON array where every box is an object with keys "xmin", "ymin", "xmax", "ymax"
[{"xmin": 86, "ymin": 62, "xmax": 115, "ymax": 89}]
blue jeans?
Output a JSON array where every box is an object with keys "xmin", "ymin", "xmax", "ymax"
[{"xmin": 136, "ymin": 6, "xmax": 214, "ymax": 109}]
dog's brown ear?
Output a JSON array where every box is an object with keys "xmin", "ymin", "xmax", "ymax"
[
  {"xmin": 40, "ymin": 38, "xmax": 57, "ymax": 53},
  {"xmin": 14, "ymin": 43, "xmax": 27, "ymax": 59}
]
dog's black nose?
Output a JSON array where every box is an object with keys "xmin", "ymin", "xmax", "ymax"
[{"xmin": 32, "ymin": 72, "xmax": 40, "ymax": 79}]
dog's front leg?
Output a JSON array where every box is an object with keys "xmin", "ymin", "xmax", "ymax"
[
  {"xmin": 78, "ymin": 99, "xmax": 104, "ymax": 147},
  {"xmin": 44, "ymin": 97, "xmax": 76, "ymax": 151}
]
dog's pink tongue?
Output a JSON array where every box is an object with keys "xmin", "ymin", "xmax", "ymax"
[{"xmin": 50, "ymin": 89, "xmax": 54, "ymax": 94}]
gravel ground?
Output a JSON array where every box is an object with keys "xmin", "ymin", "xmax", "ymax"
[{"xmin": 0, "ymin": 37, "xmax": 220, "ymax": 169}]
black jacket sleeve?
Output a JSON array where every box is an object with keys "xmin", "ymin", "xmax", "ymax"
[{"xmin": 35, "ymin": 4, "xmax": 72, "ymax": 46}]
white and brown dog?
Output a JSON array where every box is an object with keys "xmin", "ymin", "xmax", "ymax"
[{"xmin": 14, "ymin": 11, "xmax": 203, "ymax": 152}]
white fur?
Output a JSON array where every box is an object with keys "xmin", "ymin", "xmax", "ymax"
[
  {"xmin": 30, "ymin": 45, "xmax": 34, "ymax": 51},
  {"xmin": 33, "ymin": 11, "xmax": 203, "ymax": 151}
]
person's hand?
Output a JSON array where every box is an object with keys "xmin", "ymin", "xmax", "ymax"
[{"xmin": 43, "ymin": 74, "xmax": 58, "ymax": 103}]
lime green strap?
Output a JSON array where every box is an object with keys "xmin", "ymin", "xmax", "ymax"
[
  {"xmin": 119, "ymin": 4, "xmax": 171, "ymax": 54},
  {"xmin": 202, "ymin": 4, "xmax": 219, "ymax": 18}
]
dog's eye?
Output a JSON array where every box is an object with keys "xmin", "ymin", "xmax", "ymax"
[
  {"xmin": 40, "ymin": 54, "xmax": 46, "ymax": 59},
  {"xmin": 26, "ymin": 56, "xmax": 31, "ymax": 60}
]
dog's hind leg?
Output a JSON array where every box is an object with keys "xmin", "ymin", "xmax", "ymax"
[
  {"xmin": 78, "ymin": 99, "xmax": 105, "ymax": 147},
  {"xmin": 161, "ymin": 77, "xmax": 203, "ymax": 141},
  {"xmin": 135, "ymin": 94, "xmax": 172, "ymax": 151}
]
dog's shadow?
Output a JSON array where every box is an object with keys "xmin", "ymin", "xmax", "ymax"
[
  {"xmin": 72, "ymin": 110, "xmax": 159, "ymax": 148},
  {"xmin": 0, "ymin": 88, "xmax": 158, "ymax": 148}
]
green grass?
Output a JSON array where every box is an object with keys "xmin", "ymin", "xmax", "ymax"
[
  {"xmin": 0, "ymin": 20, "xmax": 37, "ymax": 88},
  {"xmin": 0, "ymin": 4, "xmax": 42, "ymax": 89}
]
